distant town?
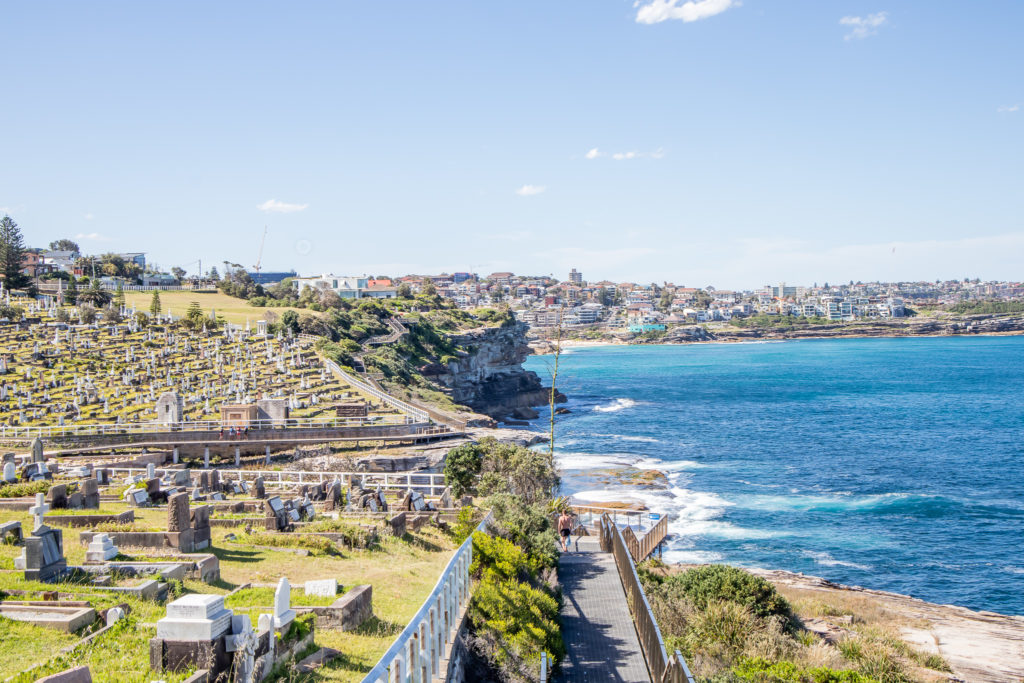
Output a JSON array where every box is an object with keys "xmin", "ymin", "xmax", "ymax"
[{"xmin": 10, "ymin": 235, "xmax": 1024, "ymax": 335}]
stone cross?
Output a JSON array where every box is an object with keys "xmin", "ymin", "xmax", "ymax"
[{"xmin": 29, "ymin": 492, "xmax": 49, "ymax": 532}]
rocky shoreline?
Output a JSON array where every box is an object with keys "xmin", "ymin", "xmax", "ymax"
[
  {"xmin": 746, "ymin": 567, "xmax": 1024, "ymax": 683},
  {"xmin": 529, "ymin": 313, "xmax": 1024, "ymax": 352}
]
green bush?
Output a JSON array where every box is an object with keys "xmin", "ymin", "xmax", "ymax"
[
  {"xmin": 451, "ymin": 505, "xmax": 481, "ymax": 544},
  {"xmin": 444, "ymin": 442, "xmax": 483, "ymax": 497},
  {"xmin": 675, "ymin": 565, "xmax": 790, "ymax": 622},
  {"xmin": 0, "ymin": 480, "xmax": 61, "ymax": 499},
  {"xmin": 486, "ymin": 494, "xmax": 559, "ymax": 570},
  {"xmin": 471, "ymin": 531, "xmax": 532, "ymax": 581},
  {"xmin": 732, "ymin": 658, "xmax": 879, "ymax": 683},
  {"xmin": 469, "ymin": 574, "xmax": 564, "ymax": 679}
]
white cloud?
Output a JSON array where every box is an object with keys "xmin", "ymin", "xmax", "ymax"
[
  {"xmin": 840, "ymin": 12, "xmax": 888, "ymax": 40},
  {"xmin": 515, "ymin": 185, "xmax": 546, "ymax": 196},
  {"xmin": 586, "ymin": 148, "xmax": 665, "ymax": 161},
  {"xmin": 635, "ymin": 0, "xmax": 739, "ymax": 25},
  {"xmin": 997, "ymin": 104, "xmax": 1020, "ymax": 113},
  {"xmin": 75, "ymin": 232, "xmax": 110, "ymax": 242},
  {"xmin": 257, "ymin": 199, "xmax": 309, "ymax": 213},
  {"xmin": 84, "ymin": 213, "xmax": 94, "ymax": 220}
]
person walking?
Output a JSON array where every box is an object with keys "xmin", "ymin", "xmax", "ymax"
[{"xmin": 558, "ymin": 509, "xmax": 573, "ymax": 552}]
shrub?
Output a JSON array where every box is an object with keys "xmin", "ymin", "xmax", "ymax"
[
  {"xmin": 675, "ymin": 565, "xmax": 790, "ymax": 622},
  {"xmin": 732, "ymin": 657, "xmax": 878, "ymax": 683},
  {"xmin": 444, "ymin": 442, "xmax": 483, "ymax": 497},
  {"xmin": 486, "ymin": 494, "xmax": 559, "ymax": 570},
  {"xmin": 469, "ymin": 574, "xmax": 564, "ymax": 681},
  {"xmin": 470, "ymin": 531, "xmax": 531, "ymax": 582},
  {"xmin": 0, "ymin": 480, "xmax": 62, "ymax": 499},
  {"xmin": 451, "ymin": 505, "xmax": 481, "ymax": 544}
]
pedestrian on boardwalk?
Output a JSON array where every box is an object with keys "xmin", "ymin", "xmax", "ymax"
[{"xmin": 558, "ymin": 509, "xmax": 573, "ymax": 552}]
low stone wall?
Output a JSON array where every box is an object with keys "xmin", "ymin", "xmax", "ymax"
[
  {"xmin": 298, "ymin": 585, "xmax": 373, "ymax": 631},
  {"xmin": 46, "ymin": 510, "xmax": 135, "ymax": 528}
]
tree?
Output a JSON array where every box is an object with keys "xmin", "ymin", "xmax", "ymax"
[
  {"xmin": 48, "ymin": 239, "xmax": 80, "ymax": 253},
  {"xmin": 397, "ymin": 282, "xmax": 413, "ymax": 298},
  {"xmin": 170, "ymin": 267, "xmax": 186, "ymax": 281},
  {"xmin": 102, "ymin": 307, "xmax": 123, "ymax": 323},
  {"xmin": 134, "ymin": 311, "xmax": 149, "ymax": 328},
  {"xmin": 114, "ymin": 283, "xmax": 125, "ymax": 309},
  {"xmin": 149, "ymin": 290, "xmax": 162, "ymax": 317},
  {"xmin": 0, "ymin": 215, "xmax": 31, "ymax": 291},
  {"xmin": 78, "ymin": 304, "xmax": 97, "ymax": 324},
  {"xmin": 183, "ymin": 301, "xmax": 206, "ymax": 331},
  {"xmin": 421, "ymin": 280, "xmax": 437, "ymax": 297},
  {"xmin": 281, "ymin": 309, "xmax": 300, "ymax": 334},
  {"xmin": 658, "ymin": 288, "xmax": 673, "ymax": 312},
  {"xmin": 207, "ymin": 267, "xmax": 220, "ymax": 281},
  {"xmin": 77, "ymin": 281, "xmax": 111, "ymax": 307}
]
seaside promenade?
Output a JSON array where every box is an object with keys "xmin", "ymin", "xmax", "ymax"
[{"xmin": 557, "ymin": 536, "xmax": 651, "ymax": 682}]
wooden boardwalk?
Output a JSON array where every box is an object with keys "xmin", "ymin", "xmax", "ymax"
[{"xmin": 557, "ymin": 537, "xmax": 651, "ymax": 683}]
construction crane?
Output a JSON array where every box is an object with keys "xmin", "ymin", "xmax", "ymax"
[{"xmin": 252, "ymin": 226, "xmax": 268, "ymax": 279}]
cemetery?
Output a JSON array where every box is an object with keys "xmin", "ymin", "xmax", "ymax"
[{"xmin": 0, "ymin": 303, "xmax": 473, "ymax": 681}]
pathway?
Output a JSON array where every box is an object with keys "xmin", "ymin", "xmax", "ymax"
[{"xmin": 557, "ymin": 537, "xmax": 651, "ymax": 683}]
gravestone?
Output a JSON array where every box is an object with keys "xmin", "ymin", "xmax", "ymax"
[
  {"xmin": 253, "ymin": 476, "xmax": 265, "ymax": 499},
  {"xmin": 273, "ymin": 577, "xmax": 295, "ymax": 629},
  {"xmin": 94, "ymin": 468, "xmax": 109, "ymax": 486},
  {"xmin": 106, "ymin": 607, "xmax": 125, "ymax": 626},
  {"xmin": 439, "ymin": 487, "xmax": 453, "ymax": 509},
  {"xmin": 199, "ymin": 471, "xmax": 210, "ymax": 493},
  {"xmin": 210, "ymin": 470, "xmax": 220, "ymax": 492},
  {"xmin": 190, "ymin": 505, "xmax": 211, "ymax": 549},
  {"xmin": 31, "ymin": 437, "xmax": 45, "ymax": 462},
  {"xmin": 167, "ymin": 492, "xmax": 190, "ymax": 532},
  {"xmin": 21, "ymin": 493, "xmax": 67, "ymax": 581},
  {"xmin": 130, "ymin": 489, "xmax": 150, "ymax": 507},
  {"xmin": 80, "ymin": 478, "xmax": 100, "ymax": 509},
  {"xmin": 155, "ymin": 594, "xmax": 233, "ymax": 641},
  {"xmin": 85, "ymin": 533, "xmax": 119, "ymax": 562},
  {"xmin": 264, "ymin": 497, "xmax": 288, "ymax": 531},
  {"xmin": 45, "ymin": 484, "xmax": 68, "ymax": 510},
  {"xmin": 324, "ymin": 481, "xmax": 342, "ymax": 511},
  {"xmin": 2, "ymin": 461, "xmax": 15, "ymax": 483},
  {"xmin": 147, "ymin": 463, "xmax": 156, "ymax": 479},
  {"xmin": 171, "ymin": 470, "xmax": 190, "ymax": 487},
  {"xmin": 304, "ymin": 579, "xmax": 337, "ymax": 597}
]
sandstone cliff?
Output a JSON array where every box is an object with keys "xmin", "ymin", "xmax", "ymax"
[{"xmin": 432, "ymin": 322, "xmax": 563, "ymax": 420}]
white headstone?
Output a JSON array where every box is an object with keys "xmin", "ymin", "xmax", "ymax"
[
  {"xmin": 106, "ymin": 606, "xmax": 125, "ymax": 626},
  {"xmin": 273, "ymin": 577, "xmax": 296, "ymax": 628},
  {"xmin": 304, "ymin": 579, "xmax": 338, "ymax": 597},
  {"xmin": 147, "ymin": 463, "xmax": 156, "ymax": 479},
  {"xmin": 157, "ymin": 594, "xmax": 233, "ymax": 641},
  {"xmin": 2, "ymin": 461, "xmax": 14, "ymax": 483}
]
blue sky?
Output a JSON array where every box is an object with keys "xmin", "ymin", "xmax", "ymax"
[{"xmin": 1, "ymin": 1, "xmax": 1021, "ymax": 288}]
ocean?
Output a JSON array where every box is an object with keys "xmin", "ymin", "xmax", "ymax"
[{"xmin": 522, "ymin": 336, "xmax": 1024, "ymax": 615}]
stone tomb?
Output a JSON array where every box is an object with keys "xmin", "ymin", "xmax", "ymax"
[
  {"xmin": 264, "ymin": 496, "xmax": 290, "ymax": 532},
  {"xmin": 85, "ymin": 533, "xmax": 119, "ymax": 563},
  {"xmin": 156, "ymin": 594, "xmax": 233, "ymax": 641},
  {"xmin": 0, "ymin": 602, "xmax": 96, "ymax": 632},
  {"xmin": 80, "ymin": 478, "xmax": 100, "ymax": 509}
]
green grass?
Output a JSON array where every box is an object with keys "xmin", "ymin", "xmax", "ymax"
[{"xmin": 123, "ymin": 290, "xmax": 317, "ymax": 325}]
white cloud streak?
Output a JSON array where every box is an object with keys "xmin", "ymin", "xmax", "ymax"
[
  {"xmin": 585, "ymin": 147, "xmax": 665, "ymax": 161},
  {"xmin": 515, "ymin": 185, "xmax": 546, "ymax": 196},
  {"xmin": 839, "ymin": 12, "xmax": 888, "ymax": 40},
  {"xmin": 75, "ymin": 232, "xmax": 110, "ymax": 242},
  {"xmin": 257, "ymin": 199, "xmax": 309, "ymax": 213},
  {"xmin": 635, "ymin": 0, "xmax": 739, "ymax": 25},
  {"xmin": 997, "ymin": 104, "xmax": 1020, "ymax": 113}
]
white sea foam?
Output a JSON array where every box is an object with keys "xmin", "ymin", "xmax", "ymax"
[
  {"xmin": 663, "ymin": 549, "xmax": 725, "ymax": 564},
  {"xmin": 1002, "ymin": 566, "xmax": 1024, "ymax": 575},
  {"xmin": 803, "ymin": 550, "xmax": 872, "ymax": 571},
  {"xmin": 590, "ymin": 433, "xmax": 661, "ymax": 444},
  {"xmin": 634, "ymin": 457, "xmax": 704, "ymax": 472},
  {"xmin": 555, "ymin": 452, "xmax": 637, "ymax": 470},
  {"xmin": 592, "ymin": 398, "xmax": 637, "ymax": 413}
]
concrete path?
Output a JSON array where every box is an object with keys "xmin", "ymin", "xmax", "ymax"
[{"xmin": 557, "ymin": 536, "xmax": 651, "ymax": 683}]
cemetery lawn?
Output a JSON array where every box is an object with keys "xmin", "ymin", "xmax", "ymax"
[
  {"xmin": 122, "ymin": 290, "xmax": 315, "ymax": 325},
  {"xmin": 209, "ymin": 525, "xmax": 459, "ymax": 681}
]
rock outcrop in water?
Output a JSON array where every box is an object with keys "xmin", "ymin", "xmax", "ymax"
[{"xmin": 432, "ymin": 321, "xmax": 564, "ymax": 420}]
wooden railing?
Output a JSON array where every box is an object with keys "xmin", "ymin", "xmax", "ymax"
[
  {"xmin": 622, "ymin": 515, "xmax": 669, "ymax": 563},
  {"xmin": 600, "ymin": 514, "xmax": 695, "ymax": 683}
]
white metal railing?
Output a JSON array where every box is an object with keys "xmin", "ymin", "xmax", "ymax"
[
  {"xmin": 324, "ymin": 359, "xmax": 431, "ymax": 423},
  {"xmin": 362, "ymin": 513, "xmax": 491, "ymax": 683},
  {"xmin": 106, "ymin": 467, "xmax": 446, "ymax": 495},
  {"xmin": 0, "ymin": 415, "xmax": 417, "ymax": 440}
]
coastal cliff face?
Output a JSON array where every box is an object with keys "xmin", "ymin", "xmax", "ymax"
[{"xmin": 433, "ymin": 322, "xmax": 561, "ymax": 420}]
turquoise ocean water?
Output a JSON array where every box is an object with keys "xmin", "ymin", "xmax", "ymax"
[{"xmin": 523, "ymin": 336, "xmax": 1024, "ymax": 615}]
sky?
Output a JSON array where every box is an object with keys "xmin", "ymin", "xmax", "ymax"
[{"xmin": 1, "ymin": 1, "xmax": 1022, "ymax": 289}]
